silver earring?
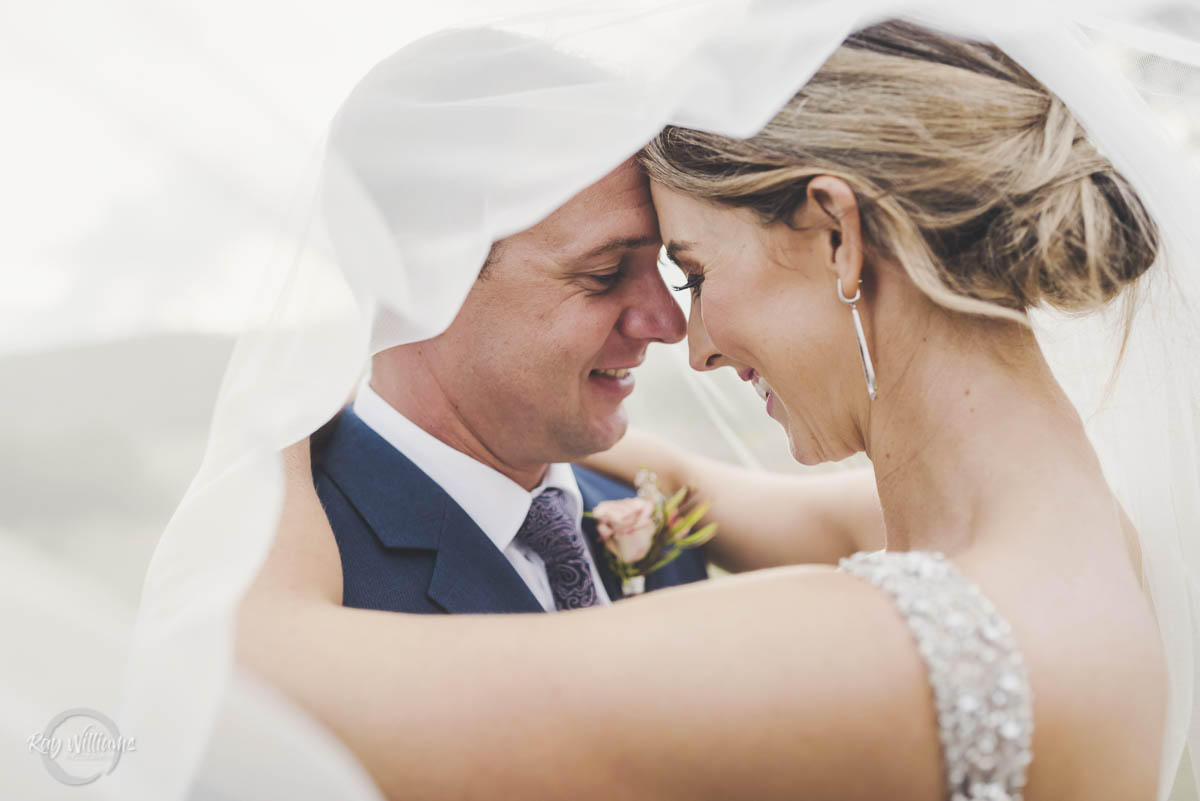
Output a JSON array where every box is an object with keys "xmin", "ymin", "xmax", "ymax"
[{"xmin": 837, "ymin": 278, "xmax": 877, "ymax": 401}]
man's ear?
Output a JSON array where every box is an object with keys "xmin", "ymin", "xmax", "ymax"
[{"xmin": 805, "ymin": 175, "xmax": 864, "ymax": 292}]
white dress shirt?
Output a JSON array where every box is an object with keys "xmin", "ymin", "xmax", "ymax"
[{"xmin": 353, "ymin": 383, "xmax": 611, "ymax": 612}]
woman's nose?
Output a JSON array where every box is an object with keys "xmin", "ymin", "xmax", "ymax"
[{"xmin": 687, "ymin": 309, "xmax": 723, "ymax": 372}]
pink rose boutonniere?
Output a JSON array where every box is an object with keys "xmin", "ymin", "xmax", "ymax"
[{"xmin": 586, "ymin": 468, "xmax": 717, "ymax": 596}]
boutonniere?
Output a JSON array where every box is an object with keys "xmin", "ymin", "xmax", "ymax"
[{"xmin": 585, "ymin": 468, "xmax": 717, "ymax": 596}]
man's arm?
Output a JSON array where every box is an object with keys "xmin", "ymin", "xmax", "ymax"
[{"xmin": 579, "ymin": 428, "xmax": 885, "ymax": 572}]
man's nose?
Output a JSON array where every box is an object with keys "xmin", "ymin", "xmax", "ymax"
[
  {"xmin": 619, "ymin": 266, "xmax": 687, "ymax": 344},
  {"xmin": 687, "ymin": 308, "xmax": 724, "ymax": 372}
]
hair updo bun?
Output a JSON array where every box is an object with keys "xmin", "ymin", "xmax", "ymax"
[{"xmin": 640, "ymin": 19, "xmax": 1160, "ymax": 320}]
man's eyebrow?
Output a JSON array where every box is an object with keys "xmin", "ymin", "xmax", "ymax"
[{"xmin": 576, "ymin": 235, "xmax": 660, "ymax": 262}]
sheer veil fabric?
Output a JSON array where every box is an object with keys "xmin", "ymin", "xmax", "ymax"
[{"xmin": 93, "ymin": 1, "xmax": 1200, "ymax": 799}]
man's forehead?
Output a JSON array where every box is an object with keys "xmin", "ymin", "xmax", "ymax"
[
  {"xmin": 573, "ymin": 157, "xmax": 651, "ymax": 203},
  {"xmin": 529, "ymin": 160, "xmax": 660, "ymax": 258}
]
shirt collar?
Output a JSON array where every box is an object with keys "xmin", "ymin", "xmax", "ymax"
[{"xmin": 352, "ymin": 382, "xmax": 583, "ymax": 552}]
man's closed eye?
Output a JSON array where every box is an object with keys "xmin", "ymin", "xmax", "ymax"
[{"xmin": 582, "ymin": 268, "xmax": 624, "ymax": 294}]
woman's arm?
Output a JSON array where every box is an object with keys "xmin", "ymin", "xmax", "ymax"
[
  {"xmin": 580, "ymin": 428, "xmax": 886, "ymax": 571},
  {"xmin": 237, "ymin": 444, "xmax": 940, "ymax": 801}
]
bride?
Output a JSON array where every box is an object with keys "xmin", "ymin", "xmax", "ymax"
[{"xmin": 232, "ymin": 18, "xmax": 1177, "ymax": 801}]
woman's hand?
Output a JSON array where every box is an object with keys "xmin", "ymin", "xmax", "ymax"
[{"xmin": 581, "ymin": 428, "xmax": 885, "ymax": 570}]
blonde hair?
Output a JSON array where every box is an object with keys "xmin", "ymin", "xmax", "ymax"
[{"xmin": 639, "ymin": 20, "xmax": 1159, "ymax": 326}]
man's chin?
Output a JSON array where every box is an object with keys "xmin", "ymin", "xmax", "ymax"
[{"xmin": 567, "ymin": 410, "xmax": 628, "ymax": 460}]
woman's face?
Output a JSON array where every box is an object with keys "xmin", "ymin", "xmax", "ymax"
[{"xmin": 650, "ymin": 180, "xmax": 870, "ymax": 465}]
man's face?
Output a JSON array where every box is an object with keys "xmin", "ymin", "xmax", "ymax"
[{"xmin": 422, "ymin": 160, "xmax": 686, "ymax": 467}]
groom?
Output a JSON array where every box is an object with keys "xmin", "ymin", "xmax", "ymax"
[{"xmin": 314, "ymin": 158, "xmax": 708, "ymax": 614}]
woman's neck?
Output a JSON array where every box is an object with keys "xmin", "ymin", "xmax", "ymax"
[{"xmin": 864, "ymin": 315, "xmax": 1102, "ymax": 556}]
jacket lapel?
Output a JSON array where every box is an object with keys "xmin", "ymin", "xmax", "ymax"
[
  {"xmin": 321, "ymin": 410, "xmax": 543, "ymax": 614},
  {"xmin": 426, "ymin": 501, "xmax": 544, "ymax": 614}
]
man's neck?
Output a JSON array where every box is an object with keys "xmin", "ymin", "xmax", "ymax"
[{"xmin": 369, "ymin": 347, "xmax": 549, "ymax": 491}]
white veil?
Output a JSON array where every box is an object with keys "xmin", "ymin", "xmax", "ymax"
[{"xmin": 62, "ymin": 1, "xmax": 1199, "ymax": 799}]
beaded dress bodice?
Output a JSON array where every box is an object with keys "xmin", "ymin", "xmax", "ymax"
[{"xmin": 837, "ymin": 550, "xmax": 1034, "ymax": 801}]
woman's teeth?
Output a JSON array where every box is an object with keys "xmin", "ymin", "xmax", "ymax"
[
  {"xmin": 593, "ymin": 368, "xmax": 631, "ymax": 379},
  {"xmin": 752, "ymin": 375, "xmax": 773, "ymax": 402}
]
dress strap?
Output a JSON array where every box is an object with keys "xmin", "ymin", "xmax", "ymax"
[{"xmin": 838, "ymin": 550, "xmax": 1034, "ymax": 801}]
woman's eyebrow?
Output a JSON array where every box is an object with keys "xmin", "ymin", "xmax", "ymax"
[{"xmin": 666, "ymin": 240, "xmax": 699, "ymax": 264}]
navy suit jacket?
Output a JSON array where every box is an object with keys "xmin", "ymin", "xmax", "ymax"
[{"xmin": 315, "ymin": 410, "xmax": 709, "ymax": 614}]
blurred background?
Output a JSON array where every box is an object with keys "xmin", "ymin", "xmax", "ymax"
[{"xmin": 2, "ymin": 0, "xmax": 1198, "ymax": 797}]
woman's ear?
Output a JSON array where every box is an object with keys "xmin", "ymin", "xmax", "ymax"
[{"xmin": 805, "ymin": 175, "xmax": 864, "ymax": 291}]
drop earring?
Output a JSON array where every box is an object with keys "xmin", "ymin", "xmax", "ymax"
[{"xmin": 836, "ymin": 278, "xmax": 877, "ymax": 401}]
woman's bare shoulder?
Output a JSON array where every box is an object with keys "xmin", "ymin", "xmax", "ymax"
[
  {"xmin": 680, "ymin": 546, "xmax": 1163, "ymax": 801},
  {"xmin": 952, "ymin": 542, "xmax": 1166, "ymax": 801}
]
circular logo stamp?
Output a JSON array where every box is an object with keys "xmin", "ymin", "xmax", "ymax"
[{"xmin": 28, "ymin": 708, "xmax": 136, "ymax": 786}]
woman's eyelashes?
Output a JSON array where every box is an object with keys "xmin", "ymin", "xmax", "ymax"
[
  {"xmin": 672, "ymin": 273, "xmax": 704, "ymax": 297},
  {"xmin": 662, "ymin": 248, "xmax": 704, "ymax": 298}
]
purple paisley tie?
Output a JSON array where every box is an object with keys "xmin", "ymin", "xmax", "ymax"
[{"xmin": 515, "ymin": 488, "xmax": 600, "ymax": 611}]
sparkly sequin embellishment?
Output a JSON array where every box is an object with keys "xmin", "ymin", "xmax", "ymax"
[{"xmin": 838, "ymin": 550, "xmax": 1034, "ymax": 801}]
